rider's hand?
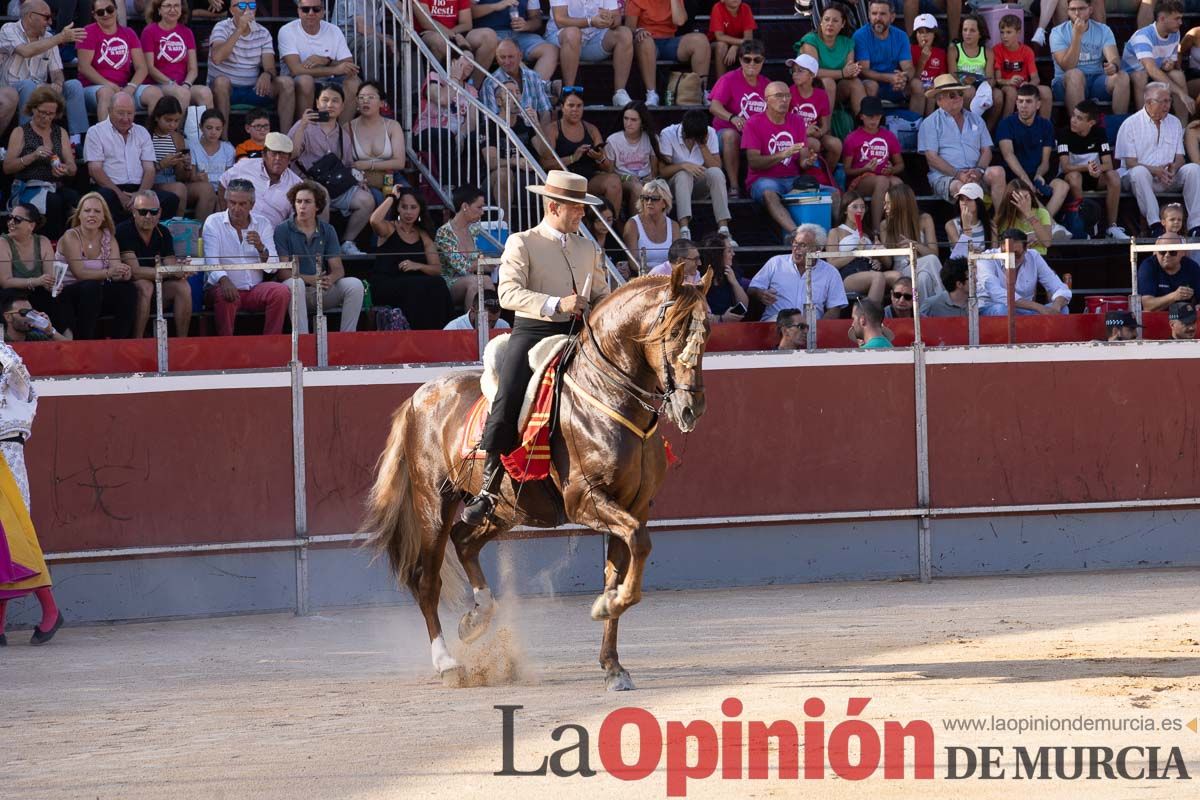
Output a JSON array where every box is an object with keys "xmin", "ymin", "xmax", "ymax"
[{"xmin": 559, "ymin": 294, "xmax": 588, "ymax": 316}]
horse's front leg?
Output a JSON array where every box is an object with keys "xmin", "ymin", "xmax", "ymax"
[{"xmin": 597, "ymin": 534, "xmax": 636, "ymax": 691}]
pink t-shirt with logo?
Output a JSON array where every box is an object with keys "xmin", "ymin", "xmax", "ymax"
[
  {"xmin": 710, "ymin": 70, "xmax": 769, "ymax": 132},
  {"xmin": 844, "ymin": 126, "xmax": 901, "ymax": 174},
  {"xmin": 789, "ymin": 85, "xmax": 830, "ymax": 134},
  {"xmin": 80, "ymin": 24, "xmax": 142, "ymax": 87},
  {"xmin": 742, "ymin": 111, "xmax": 809, "ymax": 187},
  {"xmin": 141, "ymin": 23, "xmax": 196, "ymax": 85}
]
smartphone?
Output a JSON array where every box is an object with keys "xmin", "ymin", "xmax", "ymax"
[
  {"xmin": 728, "ymin": 302, "xmax": 747, "ymax": 316},
  {"xmin": 316, "ymin": 111, "xmax": 331, "ymax": 122},
  {"xmin": 179, "ymin": 148, "xmax": 190, "ymax": 155}
]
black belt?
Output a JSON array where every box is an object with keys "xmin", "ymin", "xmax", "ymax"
[{"xmin": 0, "ymin": 433, "xmax": 26, "ymax": 445}]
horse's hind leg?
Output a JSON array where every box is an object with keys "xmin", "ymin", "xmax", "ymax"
[
  {"xmin": 597, "ymin": 535, "xmax": 635, "ymax": 691},
  {"xmin": 418, "ymin": 500, "xmax": 461, "ymax": 676},
  {"xmin": 451, "ymin": 521, "xmax": 500, "ymax": 644}
]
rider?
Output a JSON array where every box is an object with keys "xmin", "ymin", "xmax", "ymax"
[{"xmin": 461, "ymin": 170, "xmax": 610, "ymax": 525}]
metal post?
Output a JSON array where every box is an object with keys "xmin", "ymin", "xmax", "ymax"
[
  {"xmin": 967, "ymin": 253, "xmax": 979, "ymax": 346},
  {"xmin": 315, "ymin": 255, "xmax": 328, "ymax": 368},
  {"xmin": 476, "ymin": 259, "xmax": 490, "ymax": 361},
  {"xmin": 290, "ymin": 264, "xmax": 302, "ymax": 366},
  {"xmin": 1130, "ymin": 242, "xmax": 1142, "ymax": 339},
  {"xmin": 913, "ymin": 340, "xmax": 931, "ymax": 583},
  {"xmin": 908, "ymin": 242, "xmax": 922, "ymax": 346},
  {"xmin": 1005, "ymin": 250, "xmax": 1016, "ymax": 345},
  {"xmin": 291, "ymin": 356, "xmax": 309, "ymax": 617},
  {"xmin": 803, "ymin": 252, "xmax": 816, "ymax": 351},
  {"xmin": 154, "ymin": 257, "xmax": 168, "ymax": 373}
]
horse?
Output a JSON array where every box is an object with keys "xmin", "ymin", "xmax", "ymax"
[{"xmin": 362, "ymin": 264, "xmax": 713, "ymax": 690}]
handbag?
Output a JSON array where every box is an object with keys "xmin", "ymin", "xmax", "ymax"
[
  {"xmin": 375, "ymin": 306, "xmax": 411, "ymax": 331},
  {"xmin": 304, "ymin": 128, "xmax": 357, "ymax": 198},
  {"xmin": 666, "ymin": 71, "xmax": 703, "ymax": 106}
]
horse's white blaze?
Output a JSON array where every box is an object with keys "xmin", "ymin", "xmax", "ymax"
[{"xmin": 431, "ymin": 634, "xmax": 459, "ymax": 673}]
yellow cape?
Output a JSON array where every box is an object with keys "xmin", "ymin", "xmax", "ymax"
[{"xmin": 0, "ymin": 454, "xmax": 49, "ymax": 594}]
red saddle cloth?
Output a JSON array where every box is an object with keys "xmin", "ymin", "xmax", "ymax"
[{"xmin": 461, "ymin": 352, "xmax": 564, "ymax": 482}]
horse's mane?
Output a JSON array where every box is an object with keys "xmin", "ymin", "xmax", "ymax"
[{"xmin": 603, "ymin": 275, "xmax": 709, "ymax": 347}]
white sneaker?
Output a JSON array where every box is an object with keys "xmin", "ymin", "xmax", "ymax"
[
  {"xmin": 1106, "ymin": 224, "xmax": 1131, "ymax": 241},
  {"xmin": 679, "ymin": 225, "xmax": 692, "ymax": 241},
  {"xmin": 645, "ymin": 89, "xmax": 660, "ymax": 107},
  {"xmin": 612, "ymin": 88, "xmax": 632, "ymax": 107},
  {"xmin": 1031, "ymin": 27, "xmax": 1046, "ymax": 47},
  {"xmin": 718, "ymin": 225, "xmax": 739, "ymax": 247},
  {"xmin": 341, "ymin": 241, "xmax": 364, "ymax": 256}
]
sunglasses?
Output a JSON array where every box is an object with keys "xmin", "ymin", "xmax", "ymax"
[
  {"xmin": 135, "ymin": 208, "xmax": 161, "ymax": 216},
  {"xmin": 641, "ymin": 194, "xmax": 663, "ymax": 202},
  {"xmin": 28, "ymin": 10, "xmax": 51, "ymax": 19},
  {"xmin": 741, "ymin": 56, "xmax": 764, "ymax": 64},
  {"xmin": 8, "ymin": 215, "xmax": 32, "ymax": 225},
  {"xmin": 236, "ymin": 1, "xmax": 256, "ymax": 8},
  {"xmin": 93, "ymin": 5, "xmax": 116, "ymax": 16},
  {"xmin": 1162, "ymin": 250, "xmax": 1179, "ymax": 257},
  {"xmin": 893, "ymin": 292, "xmax": 913, "ymax": 300},
  {"xmin": 560, "ymin": 86, "xmax": 585, "ymax": 95},
  {"xmin": 299, "ymin": 5, "xmax": 322, "ymax": 13}
]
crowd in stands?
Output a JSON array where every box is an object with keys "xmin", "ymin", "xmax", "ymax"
[{"xmin": 3, "ymin": 0, "xmax": 1200, "ymax": 348}]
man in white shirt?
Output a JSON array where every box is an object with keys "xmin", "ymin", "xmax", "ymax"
[
  {"xmin": 443, "ymin": 289, "xmax": 511, "ymax": 330},
  {"xmin": 203, "ymin": 177, "xmax": 290, "ymax": 336},
  {"xmin": 1115, "ymin": 81, "xmax": 1200, "ymax": 236},
  {"xmin": 219, "ymin": 132, "xmax": 303, "ymax": 227},
  {"xmin": 658, "ymin": 108, "xmax": 734, "ymax": 244},
  {"xmin": 545, "ymin": 0, "xmax": 634, "ymax": 106},
  {"xmin": 84, "ymin": 92, "xmax": 180, "ymax": 222},
  {"xmin": 748, "ymin": 224, "xmax": 847, "ymax": 322},
  {"xmin": 0, "ymin": 1, "xmax": 88, "ymax": 140},
  {"xmin": 278, "ymin": 0, "xmax": 360, "ymax": 123},
  {"xmin": 977, "ymin": 228, "xmax": 1072, "ymax": 316}
]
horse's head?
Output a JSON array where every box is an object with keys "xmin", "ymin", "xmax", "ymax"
[{"xmin": 638, "ymin": 262, "xmax": 714, "ymax": 433}]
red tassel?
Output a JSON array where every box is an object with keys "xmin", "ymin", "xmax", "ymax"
[{"xmin": 663, "ymin": 438, "xmax": 680, "ymax": 467}]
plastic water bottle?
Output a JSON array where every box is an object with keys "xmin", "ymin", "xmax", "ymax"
[
  {"xmin": 509, "ymin": 3, "xmax": 520, "ymax": 19},
  {"xmin": 665, "ymin": 87, "xmax": 675, "ymax": 106}
]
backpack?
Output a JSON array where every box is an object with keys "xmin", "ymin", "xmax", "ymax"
[{"xmin": 375, "ymin": 307, "xmax": 411, "ymax": 331}]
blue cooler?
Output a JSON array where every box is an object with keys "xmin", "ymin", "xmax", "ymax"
[{"xmin": 783, "ymin": 188, "xmax": 834, "ymax": 230}]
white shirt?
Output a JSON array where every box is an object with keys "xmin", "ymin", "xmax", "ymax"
[
  {"xmin": 83, "ymin": 119, "xmax": 154, "ymax": 186},
  {"xmin": 0, "ymin": 341, "xmax": 36, "ymax": 441},
  {"xmin": 0, "ymin": 21, "xmax": 63, "ymax": 85},
  {"xmin": 202, "ymin": 210, "xmax": 279, "ymax": 290},
  {"xmin": 444, "ymin": 312, "xmax": 511, "ymax": 330},
  {"xmin": 219, "ymin": 156, "xmax": 301, "ymax": 227},
  {"xmin": 749, "ymin": 254, "xmax": 848, "ymax": 321},
  {"xmin": 546, "ymin": 0, "xmax": 619, "ymax": 42},
  {"xmin": 1114, "ymin": 109, "xmax": 1185, "ymax": 174},
  {"xmin": 658, "ymin": 123, "xmax": 719, "ymax": 167},
  {"xmin": 277, "ymin": 20, "xmax": 353, "ymax": 77},
  {"xmin": 977, "ymin": 248, "xmax": 1071, "ymax": 307}
]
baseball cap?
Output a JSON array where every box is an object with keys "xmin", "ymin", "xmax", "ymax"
[
  {"xmin": 859, "ymin": 95, "xmax": 885, "ymax": 117},
  {"xmin": 482, "ymin": 290, "xmax": 500, "ymax": 310},
  {"xmin": 1169, "ymin": 301, "xmax": 1197, "ymax": 323},
  {"xmin": 786, "ymin": 54, "xmax": 820, "ymax": 75},
  {"xmin": 264, "ymin": 131, "xmax": 293, "ymax": 154},
  {"xmin": 954, "ymin": 182, "xmax": 984, "ymax": 201},
  {"xmin": 913, "ymin": 13, "xmax": 938, "ymax": 31},
  {"xmin": 1105, "ymin": 311, "xmax": 1140, "ymax": 329}
]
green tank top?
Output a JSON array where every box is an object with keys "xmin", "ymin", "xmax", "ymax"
[
  {"xmin": 954, "ymin": 42, "xmax": 987, "ymax": 78},
  {"xmin": 3, "ymin": 234, "xmax": 44, "ymax": 280}
]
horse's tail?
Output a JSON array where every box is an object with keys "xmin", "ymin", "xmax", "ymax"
[{"xmin": 362, "ymin": 399, "xmax": 422, "ymax": 592}]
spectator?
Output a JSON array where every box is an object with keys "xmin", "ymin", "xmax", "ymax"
[
  {"xmin": 414, "ymin": 67, "xmax": 477, "ymax": 188},
  {"xmin": 1115, "ymin": 82, "xmax": 1200, "ymax": 237},
  {"xmin": 116, "ymin": 189, "xmax": 191, "ymax": 338},
  {"xmin": 54, "ymin": 192, "xmax": 138, "ymax": 339},
  {"xmin": 797, "ymin": 1, "xmax": 864, "ymax": 115},
  {"xmin": 367, "ymin": 185, "xmax": 455, "ymax": 329},
  {"xmin": 536, "ymin": 90, "xmax": 621, "ymax": 213},
  {"xmin": 658, "ymin": 109, "xmax": 733, "ymax": 243},
  {"xmin": 909, "ymin": 13, "xmax": 945, "ymax": 115},
  {"xmin": 853, "ymin": 0, "xmax": 919, "ymax": 109},
  {"xmin": 1033, "ymin": 0, "xmax": 1107, "ymax": 47},
  {"xmin": 842, "ymin": 95, "xmax": 902, "ymax": 231},
  {"xmin": 922, "ymin": 257, "xmax": 970, "ymax": 317},
  {"xmin": 412, "ymin": 0, "xmax": 498, "ymax": 84},
  {"xmin": 606, "ymin": 100, "xmax": 661, "ymax": 216},
  {"xmin": 1137, "ymin": 232, "xmax": 1200, "ymax": 311},
  {"xmin": 647, "ymin": 237, "xmax": 702, "ymax": 281},
  {"xmin": 331, "ymin": 0, "xmax": 395, "ymax": 83},
  {"xmin": 709, "ymin": 39, "xmax": 768, "ymax": 196},
  {"xmin": 977, "ymin": 228, "xmax": 1071, "ymax": 316},
  {"xmin": 993, "ymin": 12, "xmax": 1051, "ymax": 121},
  {"xmin": 1169, "ymin": 300, "xmax": 1196, "ymax": 338},
  {"xmin": 0, "ymin": 205, "xmax": 57, "ymax": 325},
  {"xmin": 775, "ymin": 307, "xmax": 807, "ymax": 349},
  {"xmin": 141, "ymin": 0, "xmax": 215, "ymax": 112},
  {"xmin": 435, "ymin": 184, "xmax": 496, "ymax": 313},
  {"xmin": 472, "ymin": 0, "xmax": 558, "ymax": 81},
  {"xmin": 275, "ymin": 180, "xmax": 364, "ymax": 333},
  {"xmin": 148, "ymin": 96, "xmax": 216, "ymax": 221},
  {"xmin": 947, "ymin": 13, "xmax": 994, "ymax": 124},
  {"xmin": 997, "ymin": 84, "xmax": 1070, "ymax": 218},
  {"xmin": 698, "ymin": 231, "xmax": 748, "ymax": 320},
  {"xmin": 444, "ymin": 288, "xmax": 511, "ymax": 330},
  {"xmin": 944, "ymin": 182, "xmax": 991, "ymax": 255},
  {"xmin": 349, "ymin": 82, "xmax": 407, "ymax": 199},
  {"xmin": 84, "ymin": 92, "xmax": 180, "ymax": 223},
  {"xmin": 743, "ymin": 80, "xmax": 814, "ymax": 242},
  {"xmin": 1057, "ymin": 99, "xmax": 1127, "ymax": 240},
  {"xmin": 481, "ymin": 37, "xmax": 553, "ymax": 126},
  {"xmin": 851, "ymin": 297, "xmax": 892, "ymax": 348},
  {"xmin": 1105, "ymin": 310, "xmax": 1139, "ymax": 341},
  {"xmin": 788, "ymin": 54, "xmax": 841, "ymax": 179},
  {"xmin": 879, "ymin": 183, "xmax": 942, "ymax": 301},
  {"xmin": 288, "ymin": 83, "xmax": 374, "ymax": 254},
  {"xmin": 748, "ymin": 224, "xmax": 848, "ymax": 321},
  {"xmin": 992, "ymin": 179, "xmax": 1055, "ymax": 255},
  {"xmin": 1050, "ymin": 0, "xmax": 1130, "ymax": 116},
  {"xmin": 278, "ymin": 1, "xmax": 361, "ymax": 124},
  {"xmin": 220, "ymin": 132, "xmax": 303, "ymax": 227},
  {"xmin": 1181, "ymin": 24, "xmax": 1200, "ymax": 97},
  {"xmin": 0, "ymin": 1, "xmax": 87, "ymax": 144},
  {"xmin": 918, "ymin": 73, "xmax": 1006, "ymax": 210},
  {"xmin": 903, "ymin": 0, "xmax": 961, "ymax": 41},
  {"xmin": 235, "ymin": 108, "xmax": 270, "ymax": 159},
  {"xmin": 627, "ymin": 0, "xmax": 711, "ymax": 106},
  {"xmin": 708, "ymin": 0, "xmax": 755, "ymax": 78},
  {"xmin": 189, "ymin": 108, "xmax": 237, "ymax": 192},
  {"xmin": 884, "ymin": 276, "xmax": 913, "ymax": 319},
  {"xmin": 1123, "ymin": 0, "xmax": 1192, "ymax": 123},
  {"xmin": 481, "ymin": 77, "xmax": 539, "ymax": 223},
  {"xmin": 78, "ymin": 0, "xmax": 159, "ymax": 120},
  {"xmin": 3, "ymin": 86, "xmax": 79, "ymax": 240},
  {"xmin": 208, "ymin": 1, "xmax": 296, "ymax": 135},
  {"xmin": 202, "ymin": 177, "xmax": 288, "ymax": 336},
  {"xmin": 826, "ymin": 190, "xmax": 895, "ymax": 305},
  {"xmin": 1160, "ymin": 201, "xmax": 1186, "ymax": 234},
  {"xmin": 545, "ymin": 0, "xmax": 634, "ymax": 105},
  {"xmin": 622, "ymin": 178, "xmax": 680, "ymax": 272},
  {"xmin": 2, "ymin": 291, "xmax": 65, "ymax": 341}
]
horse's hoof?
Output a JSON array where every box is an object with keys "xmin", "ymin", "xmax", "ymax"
[
  {"xmin": 440, "ymin": 665, "xmax": 468, "ymax": 688},
  {"xmin": 458, "ymin": 603, "xmax": 495, "ymax": 644},
  {"xmin": 590, "ymin": 590, "xmax": 616, "ymax": 621},
  {"xmin": 605, "ymin": 669, "xmax": 636, "ymax": 692}
]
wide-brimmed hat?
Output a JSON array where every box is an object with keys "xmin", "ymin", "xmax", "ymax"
[
  {"xmin": 928, "ymin": 74, "xmax": 969, "ymax": 96},
  {"xmin": 527, "ymin": 169, "xmax": 603, "ymax": 205}
]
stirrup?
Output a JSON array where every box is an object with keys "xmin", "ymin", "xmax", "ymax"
[{"xmin": 460, "ymin": 490, "xmax": 498, "ymax": 526}]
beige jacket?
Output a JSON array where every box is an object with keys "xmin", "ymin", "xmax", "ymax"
[{"xmin": 497, "ymin": 221, "xmax": 611, "ymax": 322}]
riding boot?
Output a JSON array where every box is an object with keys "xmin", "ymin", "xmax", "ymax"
[{"xmin": 461, "ymin": 451, "xmax": 504, "ymax": 526}]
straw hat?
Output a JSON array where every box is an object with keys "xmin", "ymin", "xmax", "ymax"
[
  {"xmin": 928, "ymin": 74, "xmax": 970, "ymax": 97},
  {"xmin": 527, "ymin": 169, "xmax": 603, "ymax": 205}
]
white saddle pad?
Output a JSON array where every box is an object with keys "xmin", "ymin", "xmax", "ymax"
[{"xmin": 479, "ymin": 334, "xmax": 569, "ymax": 433}]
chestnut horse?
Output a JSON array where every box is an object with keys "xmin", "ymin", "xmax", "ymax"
[{"xmin": 362, "ymin": 265, "xmax": 713, "ymax": 690}]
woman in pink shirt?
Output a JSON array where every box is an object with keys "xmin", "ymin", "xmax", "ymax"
[
  {"xmin": 78, "ymin": 0, "xmax": 160, "ymax": 120},
  {"xmin": 841, "ymin": 96, "xmax": 903, "ymax": 231},
  {"xmin": 707, "ymin": 39, "xmax": 769, "ymax": 198},
  {"xmin": 141, "ymin": 0, "xmax": 214, "ymax": 113}
]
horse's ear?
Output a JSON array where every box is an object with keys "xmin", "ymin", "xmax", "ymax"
[
  {"xmin": 669, "ymin": 260, "xmax": 686, "ymax": 297},
  {"xmin": 700, "ymin": 266, "xmax": 714, "ymax": 296}
]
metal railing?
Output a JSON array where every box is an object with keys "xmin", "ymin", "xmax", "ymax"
[{"xmin": 806, "ymin": 244, "xmax": 920, "ymax": 348}]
